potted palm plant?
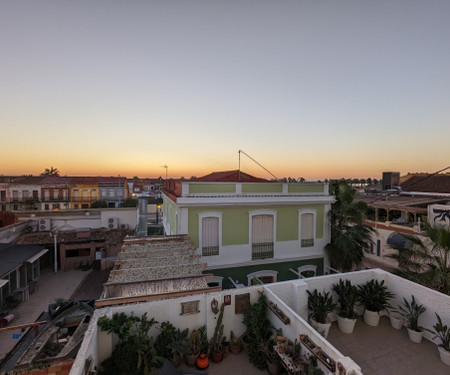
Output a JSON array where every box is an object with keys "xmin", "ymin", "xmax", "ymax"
[
  {"xmin": 396, "ymin": 295, "xmax": 427, "ymax": 343},
  {"xmin": 332, "ymin": 279, "xmax": 358, "ymax": 334},
  {"xmin": 167, "ymin": 328, "xmax": 190, "ymax": 367},
  {"xmin": 430, "ymin": 313, "xmax": 450, "ymax": 366},
  {"xmin": 306, "ymin": 289, "xmax": 337, "ymax": 338},
  {"xmin": 357, "ymin": 279, "xmax": 394, "ymax": 326}
]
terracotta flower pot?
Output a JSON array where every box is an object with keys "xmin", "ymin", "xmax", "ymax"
[
  {"xmin": 185, "ymin": 352, "xmax": 198, "ymax": 366},
  {"xmin": 267, "ymin": 360, "xmax": 281, "ymax": 375},
  {"xmin": 211, "ymin": 350, "xmax": 224, "ymax": 363}
]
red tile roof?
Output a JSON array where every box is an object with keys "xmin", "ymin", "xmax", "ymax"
[
  {"xmin": 400, "ymin": 174, "xmax": 450, "ymax": 194},
  {"xmin": 69, "ymin": 176, "xmax": 100, "ymax": 185},
  {"xmin": 191, "ymin": 170, "xmax": 267, "ymax": 182},
  {"xmin": 41, "ymin": 176, "xmax": 71, "ymax": 185}
]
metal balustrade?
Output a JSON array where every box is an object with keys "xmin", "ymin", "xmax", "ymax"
[{"xmin": 252, "ymin": 242, "xmax": 274, "ymax": 260}]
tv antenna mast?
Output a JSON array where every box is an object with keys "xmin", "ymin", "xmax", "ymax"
[
  {"xmin": 238, "ymin": 150, "xmax": 278, "ymax": 180},
  {"xmin": 160, "ymin": 165, "xmax": 168, "ymax": 179}
]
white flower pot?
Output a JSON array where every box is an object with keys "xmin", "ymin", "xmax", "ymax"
[
  {"xmin": 336, "ymin": 315, "xmax": 357, "ymax": 334},
  {"xmin": 407, "ymin": 328, "xmax": 423, "ymax": 343},
  {"xmin": 363, "ymin": 309, "xmax": 380, "ymax": 326},
  {"xmin": 389, "ymin": 315, "xmax": 403, "ymax": 330},
  {"xmin": 438, "ymin": 346, "xmax": 450, "ymax": 366},
  {"xmin": 310, "ymin": 318, "xmax": 332, "ymax": 338}
]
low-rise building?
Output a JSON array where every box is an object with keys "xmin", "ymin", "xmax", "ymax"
[{"xmin": 162, "ymin": 170, "xmax": 335, "ymax": 289}]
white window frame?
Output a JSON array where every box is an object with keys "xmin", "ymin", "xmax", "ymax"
[
  {"xmin": 298, "ymin": 209, "xmax": 317, "ymax": 247},
  {"xmin": 198, "ymin": 211, "xmax": 223, "ymax": 255},
  {"xmin": 207, "ymin": 275, "xmax": 223, "ymax": 289},
  {"xmin": 248, "ymin": 209, "xmax": 277, "ymax": 245},
  {"xmin": 247, "ymin": 270, "xmax": 278, "ymax": 285}
]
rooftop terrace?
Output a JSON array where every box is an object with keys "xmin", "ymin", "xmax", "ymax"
[{"xmin": 72, "ymin": 269, "xmax": 450, "ymax": 375}]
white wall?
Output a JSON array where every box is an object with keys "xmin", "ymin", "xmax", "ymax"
[
  {"xmin": 71, "ymin": 286, "xmax": 264, "ymax": 375},
  {"xmin": 202, "ymin": 241, "xmax": 326, "ymax": 268},
  {"xmin": 365, "ymin": 226, "xmax": 426, "ymax": 269},
  {"xmin": 101, "ymin": 208, "xmax": 137, "ymax": 229},
  {"xmin": 71, "ymin": 269, "xmax": 450, "ymax": 375},
  {"xmin": 0, "ymin": 222, "xmax": 30, "ymax": 243}
]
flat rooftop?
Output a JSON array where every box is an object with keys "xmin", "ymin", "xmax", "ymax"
[{"xmin": 327, "ymin": 315, "xmax": 449, "ymax": 375}]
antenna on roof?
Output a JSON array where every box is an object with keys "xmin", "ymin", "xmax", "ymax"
[
  {"xmin": 238, "ymin": 150, "xmax": 278, "ymax": 180},
  {"xmin": 160, "ymin": 165, "xmax": 168, "ymax": 179}
]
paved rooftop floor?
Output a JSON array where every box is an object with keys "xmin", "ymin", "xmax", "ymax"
[
  {"xmin": 152, "ymin": 351, "xmax": 267, "ymax": 375},
  {"xmin": 0, "ymin": 267, "xmax": 89, "ymax": 362},
  {"xmin": 327, "ymin": 315, "xmax": 449, "ymax": 375}
]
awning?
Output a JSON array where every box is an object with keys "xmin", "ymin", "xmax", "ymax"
[
  {"xmin": 387, "ymin": 233, "xmax": 412, "ymax": 249},
  {"xmin": 26, "ymin": 249, "xmax": 49, "ymax": 264},
  {"xmin": 0, "ymin": 279, "xmax": 8, "ymax": 288}
]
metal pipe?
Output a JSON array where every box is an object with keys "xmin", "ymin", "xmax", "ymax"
[{"xmin": 53, "ymin": 232, "xmax": 58, "ymax": 273}]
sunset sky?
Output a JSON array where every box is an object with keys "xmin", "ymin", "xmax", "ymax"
[{"xmin": 1, "ymin": 1, "xmax": 449, "ymax": 180}]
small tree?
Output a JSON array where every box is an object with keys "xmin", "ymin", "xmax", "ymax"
[
  {"xmin": 242, "ymin": 294, "xmax": 272, "ymax": 370},
  {"xmin": 122, "ymin": 198, "xmax": 138, "ymax": 207},
  {"xmin": 91, "ymin": 200, "xmax": 108, "ymax": 208},
  {"xmin": 326, "ymin": 180, "xmax": 375, "ymax": 272},
  {"xmin": 388, "ymin": 223, "xmax": 450, "ymax": 295},
  {"xmin": 41, "ymin": 167, "xmax": 60, "ymax": 176}
]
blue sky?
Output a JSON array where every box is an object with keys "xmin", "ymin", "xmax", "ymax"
[{"xmin": 1, "ymin": 1, "xmax": 449, "ymax": 179}]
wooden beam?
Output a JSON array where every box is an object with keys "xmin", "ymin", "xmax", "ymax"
[
  {"xmin": 95, "ymin": 287, "xmax": 221, "ymax": 307},
  {"xmin": 0, "ymin": 321, "xmax": 47, "ymax": 338}
]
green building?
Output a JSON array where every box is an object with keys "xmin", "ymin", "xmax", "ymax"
[{"xmin": 162, "ymin": 170, "xmax": 334, "ymax": 289}]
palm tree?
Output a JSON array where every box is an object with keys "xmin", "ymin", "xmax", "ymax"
[
  {"xmin": 387, "ymin": 223, "xmax": 450, "ymax": 295},
  {"xmin": 41, "ymin": 166, "xmax": 60, "ymax": 176},
  {"xmin": 326, "ymin": 180, "xmax": 375, "ymax": 272}
]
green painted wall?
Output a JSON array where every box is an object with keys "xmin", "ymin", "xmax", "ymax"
[
  {"xmin": 205, "ymin": 258, "xmax": 324, "ymax": 289},
  {"xmin": 188, "ymin": 204, "xmax": 325, "ymax": 247},
  {"xmin": 288, "ymin": 184, "xmax": 323, "ymax": 193},
  {"xmin": 189, "ymin": 183, "xmax": 236, "ymax": 194},
  {"xmin": 242, "ymin": 184, "xmax": 283, "ymax": 193}
]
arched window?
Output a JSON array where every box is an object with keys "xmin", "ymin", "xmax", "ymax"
[{"xmin": 247, "ymin": 270, "xmax": 278, "ymax": 285}]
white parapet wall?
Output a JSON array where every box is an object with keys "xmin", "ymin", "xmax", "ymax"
[
  {"xmin": 70, "ymin": 269, "xmax": 450, "ymax": 375},
  {"xmin": 71, "ymin": 286, "xmax": 264, "ymax": 374}
]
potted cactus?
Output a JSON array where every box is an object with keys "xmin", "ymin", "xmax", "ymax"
[
  {"xmin": 209, "ymin": 303, "xmax": 225, "ymax": 362},
  {"xmin": 229, "ymin": 330, "xmax": 242, "ymax": 354},
  {"xmin": 186, "ymin": 328, "xmax": 201, "ymax": 366}
]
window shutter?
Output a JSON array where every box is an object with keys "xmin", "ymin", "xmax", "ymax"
[
  {"xmin": 252, "ymin": 215, "xmax": 274, "ymax": 243},
  {"xmin": 301, "ymin": 213, "xmax": 314, "ymax": 247}
]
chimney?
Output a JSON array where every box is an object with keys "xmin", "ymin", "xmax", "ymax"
[{"xmin": 136, "ymin": 194, "xmax": 149, "ymax": 237}]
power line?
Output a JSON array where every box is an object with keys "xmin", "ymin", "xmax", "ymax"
[
  {"xmin": 238, "ymin": 150, "xmax": 278, "ymax": 180},
  {"xmin": 369, "ymin": 164, "xmax": 450, "ymax": 203}
]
